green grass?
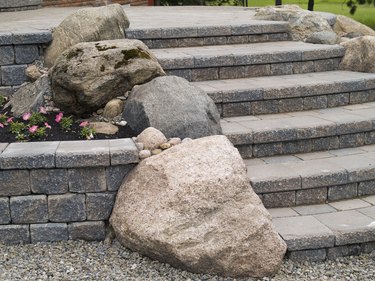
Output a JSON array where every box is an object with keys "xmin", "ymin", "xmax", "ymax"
[{"xmin": 247, "ymin": 0, "xmax": 375, "ymax": 30}]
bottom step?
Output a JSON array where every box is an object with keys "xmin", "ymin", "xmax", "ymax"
[
  {"xmin": 246, "ymin": 144, "xmax": 375, "ymax": 208},
  {"xmin": 270, "ymin": 197, "xmax": 375, "ymax": 262}
]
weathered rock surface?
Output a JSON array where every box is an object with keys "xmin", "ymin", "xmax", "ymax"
[
  {"xmin": 305, "ymin": 31, "xmax": 339, "ymax": 45},
  {"xmin": 110, "ymin": 135, "xmax": 287, "ymax": 278},
  {"xmin": 89, "ymin": 122, "xmax": 119, "ymax": 135},
  {"xmin": 9, "ymin": 75, "xmax": 51, "ymax": 117},
  {"xmin": 103, "ymin": 99, "xmax": 124, "ymax": 119},
  {"xmin": 136, "ymin": 127, "xmax": 167, "ymax": 151},
  {"xmin": 334, "ymin": 15, "xmax": 375, "ymax": 37},
  {"xmin": 254, "ymin": 5, "xmax": 332, "ymax": 41},
  {"xmin": 123, "ymin": 76, "xmax": 222, "ymax": 139},
  {"xmin": 44, "ymin": 4, "xmax": 129, "ymax": 67},
  {"xmin": 339, "ymin": 36, "xmax": 375, "ymax": 73},
  {"xmin": 25, "ymin": 65, "xmax": 42, "ymax": 82},
  {"xmin": 51, "ymin": 39, "xmax": 165, "ymax": 115}
]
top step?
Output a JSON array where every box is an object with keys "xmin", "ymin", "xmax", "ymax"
[{"xmin": 127, "ymin": 22, "xmax": 290, "ymax": 49}]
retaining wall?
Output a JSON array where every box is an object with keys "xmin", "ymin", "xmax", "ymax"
[
  {"xmin": 0, "ymin": 31, "xmax": 52, "ymax": 96},
  {"xmin": 42, "ymin": 0, "xmax": 147, "ymax": 6},
  {"xmin": 0, "ymin": 0, "xmax": 42, "ymax": 12},
  {"xmin": 0, "ymin": 139, "xmax": 138, "ymax": 244}
]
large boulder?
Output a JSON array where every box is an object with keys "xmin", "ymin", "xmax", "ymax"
[
  {"xmin": 334, "ymin": 15, "xmax": 375, "ymax": 37},
  {"xmin": 51, "ymin": 39, "xmax": 165, "ymax": 115},
  {"xmin": 9, "ymin": 75, "xmax": 51, "ymax": 117},
  {"xmin": 254, "ymin": 5, "xmax": 333, "ymax": 41},
  {"xmin": 339, "ymin": 36, "xmax": 375, "ymax": 73},
  {"xmin": 44, "ymin": 4, "xmax": 130, "ymax": 68},
  {"xmin": 110, "ymin": 135, "xmax": 286, "ymax": 278},
  {"xmin": 123, "ymin": 76, "xmax": 222, "ymax": 139}
]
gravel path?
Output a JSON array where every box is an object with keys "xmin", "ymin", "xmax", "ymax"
[{"xmin": 1, "ymin": 240, "xmax": 375, "ymax": 281}]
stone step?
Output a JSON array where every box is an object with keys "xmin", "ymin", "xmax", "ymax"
[
  {"xmin": 193, "ymin": 71, "xmax": 375, "ymax": 117},
  {"xmin": 246, "ymin": 144, "xmax": 375, "ymax": 208},
  {"xmin": 269, "ymin": 197, "xmax": 375, "ymax": 261},
  {"xmin": 152, "ymin": 41, "xmax": 345, "ymax": 81},
  {"xmin": 223, "ymin": 102, "xmax": 375, "ymax": 159},
  {"xmin": 127, "ymin": 22, "xmax": 290, "ymax": 48}
]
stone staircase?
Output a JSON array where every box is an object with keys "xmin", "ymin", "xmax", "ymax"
[{"xmin": 128, "ymin": 21, "xmax": 375, "ymax": 261}]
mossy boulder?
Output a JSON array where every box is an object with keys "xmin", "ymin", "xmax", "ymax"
[{"xmin": 51, "ymin": 39, "xmax": 165, "ymax": 115}]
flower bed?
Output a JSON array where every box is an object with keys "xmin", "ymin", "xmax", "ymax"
[{"xmin": 0, "ymin": 96, "xmax": 134, "ymax": 142}]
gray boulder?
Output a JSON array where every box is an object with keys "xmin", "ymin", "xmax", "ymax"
[
  {"xmin": 305, "ymin": 31, "xmax": 339, "ymax": 45},
  {"xmin": 254, "ymin": 5, "xmax": 333, "ymax": 41},
  {"xmin": 51, "ymin": 39, "xmax": 165, "ymax": 115},
  {"xmin": 123, "ymin": 76, "xmax": 222, "ymax": 139},
  {"xmin": 9, "ymin": 75, "xmax": 51, "ymax": 117},
  {"xmin": 44, "ymin": 4, "xmax": 129, "ymax": 68},
  {"xmin": 110, "ymin": 135, "xmax": 287, "ymax": 278}
]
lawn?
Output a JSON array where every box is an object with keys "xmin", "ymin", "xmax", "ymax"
[{"xmin": 246, "ymin": 0, "xmax": 375, "ymax": 29}]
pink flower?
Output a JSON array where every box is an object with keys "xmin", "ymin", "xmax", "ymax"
[
  {"xmin": 29, "ymin": 125, "xmax": 38, "ymax": 133},
  {"xmin": 6, "ymin": 117, "xmax": 13, "ymax": 123},
  {"xmin": 0, "ymin": 123, "xmax": 4, "ymax": 128},
  {"xmin": 55, "ymin": 112, "xmax": 63, "ymax": 123},
  {"xmin": 39, "ymin": 107, "xmax": 47, "ymax": 114},
  {"xmin": 22, "ymin": 112, "xmax": 31, "ymax": 121},
  {"xmin": 44, "ymin": 122, "xmax": 51, "ymax": 129},
  {"xmin": 79, "ymin": 121, "xmax": 89, "ymax": 127}
]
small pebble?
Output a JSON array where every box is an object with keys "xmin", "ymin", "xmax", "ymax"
[
  {"xmin": 139, "ymin": 150, "xmax": 151, "ymax": 159},
  {"xmin": 97, "ymin": 108, "xmax": 104, "ymax": 115},
  {"xmin": 160, "ymin": 143, "xmax": 171, "ymax": 150},
  {"xmin": 135, "ymin": 142, "xmax": 144, "ymax": 151},
  {"xmin": 116, "ymin": 120, "xmax": 127, "ymax": 126},
  {"xmin": 182, "ymin": 138, "xmax": 193, "ymax": 143},
  {"xmin": 168, "ymin": 137, "xmax": 181, "ymax": 146},
  {"xmin": 152, "ymin": 149, "xmax": 162, "ymax": 155}
]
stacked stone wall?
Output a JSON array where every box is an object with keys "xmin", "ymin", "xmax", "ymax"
[
  {"xmin": 0, "ymin": 32, "xmax": 52, "ymax": 96},
  {"xmin": 0, "ymin": 0, "xmax": 42, "ymax": 12},
  {"xmin": 0, "ymin": 139, "xmax": 138, "ymax": 244},
  {"xmin": 42, "ymin": 0, "xmax": 147, "ymax": 7}
]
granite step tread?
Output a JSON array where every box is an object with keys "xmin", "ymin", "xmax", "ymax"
[
  {"xmin": 127, "ymin": 22, "xmax": 289, "ymax": 39},
  {"xmin": 152, "ymin": 41, "xmax": 345, "ymax": 70},
  {"xmin": 194, "ymin": 71, "xmax": 375, "ymax": 117},
  {"xmin": 269, "ymin": 196, "xmax": 375, "ymax": 261},
  {"xmin": 223, "ymin": 102, "xmax": 375, "ymax": 158},
  {"xmin": 127, "ymin": 22, "xmax": 290, "ymax": 48},
  {"xmin": 246, "ymin": 144, "xmax": 375, "ymax": 207},
  {"xmin": 191, "ymin": 70, "xmax": 375, "ymax": 111}
]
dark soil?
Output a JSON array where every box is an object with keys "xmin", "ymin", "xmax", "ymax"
[{"xmin": 0, "ymin": 100, "xmax": 135, "ymax": 143}]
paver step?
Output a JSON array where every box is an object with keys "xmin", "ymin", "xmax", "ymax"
[
  {"xmin": 269, "ymin": 196, "xmax": 375, "ymax": 261},
  {"xmin": 194, "ymin": 71, "xmax": 375, "ymax": 117},
  {"xmin": 152, "ymin": 41, "xmax": 345, "ymax": 81},
  {"xmin": 246, "ymin": 144, "xmax": 375, "ymax": 208},
  {"xmin": 223, "ymin": 102, "xmax": 375, "ymax": 159},
  {"xmin": 127, "ymin": 22, "xmax": 290, "ymax": 48}
]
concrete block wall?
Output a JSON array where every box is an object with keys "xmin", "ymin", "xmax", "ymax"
[
  {"xmin": 0, "ymin": 0, "xmax": 42, "ymax": 12},
  {"xmin": 42, "ymin": 0, "xmax": 145, "ymax": 7},
  {"xmin": 0, "ymin": 139, "xmax": 139, "ymax": 245},
  {"xmin": 0, "ymin": 31, "xmax": 52, "ymax": 96}
]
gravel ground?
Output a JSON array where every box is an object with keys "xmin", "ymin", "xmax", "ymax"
[{"xmin": 1, "ymin": 240, "xmax": 375, "ymax": 281}]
